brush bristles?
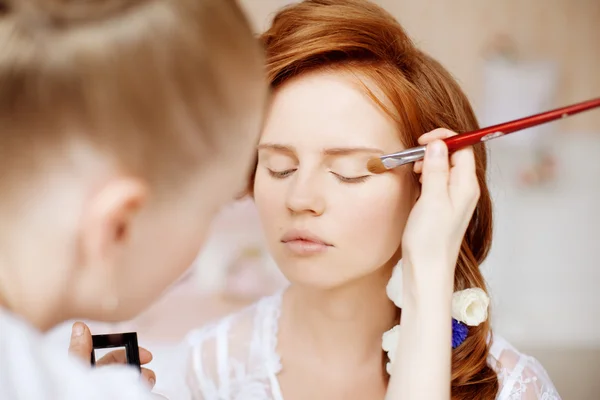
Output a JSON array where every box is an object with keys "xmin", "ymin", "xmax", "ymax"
[{"xmin": 367, "ymin": 157, "xmax": 388, "ymax": 174}]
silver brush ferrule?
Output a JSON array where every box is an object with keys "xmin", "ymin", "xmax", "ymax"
[{"xmin": 380, "ymin": 145, "xmax": 426, "ymax": 170}]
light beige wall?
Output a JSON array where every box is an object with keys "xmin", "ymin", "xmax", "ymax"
[{"xmin": 239, "ymin": 0, "xmax": 600, "ymax": 132}]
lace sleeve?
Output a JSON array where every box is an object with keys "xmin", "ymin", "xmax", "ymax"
[
  {"xmin": 184, "ymin": 296, "xmax": 280, "ymax": 400},
  {"xmin": 185, "ymin": 317, "xmax": 234, "ymax": 400},
  {"xmin": 489, "ymin": 336, "xmax": 561, "ymax": 400}
]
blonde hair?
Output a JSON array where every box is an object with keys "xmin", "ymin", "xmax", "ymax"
[{"xmin": 0, "ymin": 0, "xmax": 264, "ymax": 198}]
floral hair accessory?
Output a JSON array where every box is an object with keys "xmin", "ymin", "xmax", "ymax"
[
  {"xmin": 385, "ymin": 259, "xmax": 403, "ymax": 308},
  {"xmin": 451, "ymin": 318, "xmax": 469, "ymax": 349},
  {"xmin": 451, "ymin": 288, "xmax": 489, "ymax": 327},
  {"xmin": 382, "ymin": 325, "xmax": 400, "ymax": 374},
  {"xmin": 382, "ymin": 260, "xmax": 490, "ymax": 374}
]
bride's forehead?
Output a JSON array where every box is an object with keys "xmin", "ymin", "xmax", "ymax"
[
  {"xmin": 262, "ymin": 73, "xmax": 402, "ymax": 150},
  {"xmin": 269, "ymin": 70, "xmax": 381, "ymax": 113}
]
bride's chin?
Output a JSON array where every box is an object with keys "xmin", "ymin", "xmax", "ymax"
[{"xmin": 281, "ymin": 267, "xmax": 389, "ymax": 295}]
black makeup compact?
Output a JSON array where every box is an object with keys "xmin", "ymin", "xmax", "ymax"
[{"xmin": 90, "ymin": 332, "xmax": 141, "ymax": 371}]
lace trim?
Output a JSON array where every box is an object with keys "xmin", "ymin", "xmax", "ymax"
[
  {"xmin": 264, "ymin": 289, "xmax": 284, "ymax": 375},
  {"xmin": 210, "ymin": 294, "xmax": 286, "ymax": 400},
  {"xmin": 495, "ymin": 366, "xmax": 560, "ymax": 400},
  {"xmin": 489, "ymin": 353, "xmax": 561, "ymax": 400},
  {"xmin": 226, "ymin": 357, "xmax": 272, "ymax": 399}
]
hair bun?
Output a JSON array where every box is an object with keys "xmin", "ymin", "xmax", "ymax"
[{"xmin": 16, "ymin": 0, "xmax": 147, "ymax": 25}]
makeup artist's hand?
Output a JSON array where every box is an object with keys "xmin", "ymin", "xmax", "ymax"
[
  {"xmin": 403, "ymin": 128, "xmax": 480, "ymax": 281},
  {"xmin": 68, "ymin": 322, "xmax": 157, "ymax": 389}
]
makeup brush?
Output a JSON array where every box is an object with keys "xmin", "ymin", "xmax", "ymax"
[{"xmin": 367, "ymin": 97, "xmax": 600, "ymax": 174}]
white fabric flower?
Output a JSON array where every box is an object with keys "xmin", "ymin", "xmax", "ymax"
[
  {"xmin": 382, "ymin": 325, "xmax": 400, "ymax": 354},
  {"xmin": 385, "ymin": 259, "xmax": 403, "ymax": 308},
  {"xmin": 382, "ymin": 324, "xmax": 400, "ymax": 375},
  {"xmin": 383, "ymin": 258, "xmax": 491, "ymax": 375},
  {"xmin": 451, "ymin": 288, "xmax": 490, "ymax": 326}
]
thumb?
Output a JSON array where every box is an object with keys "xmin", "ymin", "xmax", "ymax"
[
  {"xmin": 68, "ymin": 321, "xmax": 93, "ymax": 363},
  {"xmin": 420, "ymin": 140, "xmax": 450, "ymax": 199}
]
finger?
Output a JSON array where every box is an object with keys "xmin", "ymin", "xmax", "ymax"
[
  {"xmin": 416, "ymin": 128, "xmax": 457, "ymax": 175},
  {"xmin": 141, "ymin": 367, "xmax": 156, "ymax": 389},
  {"xmin": 96, "ymin": 347, "xmax": 153, "ymax": 366},
  {"xmin": 96, "ymin": 350, "xmax": 126, "ymax": 366},
  {"xmin": 449, "ymin": 141, "xmax": 475, "ymax": 169},
  {"xmin": 420, "ymin": 140, "xmax": 450, "ymax": 199},
  {"xmin": 413, "ymin": 160, "xmax": 423, "ymax": 174},
  {"xmin": 448, "ymin": 145, "xmax": 478, "ymax": 203},
  {"xmin": 68, "ymin": 322, "xmax": 93, "ymax": 362},
  {"xmin": 417, "ymin": 128, "xmax": 455, "ymax": 146},
  {"xmin": 139, "ymin": 348, "xmax": 153, "ymax": 364}
]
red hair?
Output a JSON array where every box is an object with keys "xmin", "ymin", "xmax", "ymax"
[{"xmin": 258, "ymin": 0, "xmax": 498, "ymax": 398}]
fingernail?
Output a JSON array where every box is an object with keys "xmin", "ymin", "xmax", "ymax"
[
  {"xmin": 429, "ymin": 141, "xmax": 446, "ymax": 158},
  {"xmin": 72, "ymin": 324, "xmax": 84, "ymax": 337},
  {"xmin": 148, "ymin": 378, "xmax": 156, "ymax": 387}
]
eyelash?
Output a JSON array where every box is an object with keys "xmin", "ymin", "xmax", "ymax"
[
  {"xmin": 268, "ymin": 169, "xmax": 295, "ymax": 179},
  {"xmin": 267, "ymin": 169, "xmax": 370, "ymax": 184},
  {"xmin": 335, "ymin": 174, "xmax": 370, "ymax": 184}
]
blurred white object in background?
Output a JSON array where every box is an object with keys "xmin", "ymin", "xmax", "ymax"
[
  {"xmin": 191, "ymin": 197, "xmax": 286, "ymax": 295},
  {"xmin": 481, "ymin": 56, "xmax": 560, "ymax": 186},
  {"xmin": 481, "ymin": 57, "xmax": 559, "ymax": 148},
  {"xmin": 483, "ymin": 131, "xmax": 600, "ymax": 348}
]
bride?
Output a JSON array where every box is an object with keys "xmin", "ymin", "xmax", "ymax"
[
  {"xmin": 180, "ymin": 1, "xmax": 559, "ymax": 399},
  {"xmin": 71, "ymin": 1, "xmax": 560, "ymax": 398}
]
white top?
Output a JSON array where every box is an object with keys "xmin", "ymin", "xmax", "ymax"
[
  {"xmin": 0, "ymin": 308, "xmax": 162, "ymax": 400},
  {"xmin": 185, "ymin": 290, "xmax": 562, "ymax": 400}
]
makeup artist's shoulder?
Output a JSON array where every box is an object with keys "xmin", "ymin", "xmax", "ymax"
[{"xmin": 0, "ymin": 309, "xmax": 159, "ymax": 399}]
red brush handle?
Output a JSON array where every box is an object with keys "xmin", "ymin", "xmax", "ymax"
[{"xmin": 443, "ymin": 97, "xmax": 600, "ymax": 152}]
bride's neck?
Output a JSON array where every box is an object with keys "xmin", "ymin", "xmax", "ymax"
[{"xmin": 283, "ymin": 266, "xmax": 398, "ymax": 365}]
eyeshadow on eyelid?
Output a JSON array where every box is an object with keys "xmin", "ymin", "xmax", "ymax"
[
  {"xmin": 271, "ymin": 153, "xmax": 294, "ymax": 160},
  {"xmin": 330, "ymin": 158, "xmax": 369, "ymax": 171},
  {"xmin": 263, "ymin": 153, "xmax": 295, "ymax": 169}
]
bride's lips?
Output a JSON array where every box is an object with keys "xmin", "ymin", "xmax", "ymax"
[{"xmin": 280, "ymin": 229, "xmax": 332, "ymax": 256}]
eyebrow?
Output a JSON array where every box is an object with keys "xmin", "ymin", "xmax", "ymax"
[{"xmin": 257, "ymin": 143, "xmax": 384, "ymax": 156}]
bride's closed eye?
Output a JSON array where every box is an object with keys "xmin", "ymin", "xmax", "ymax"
[
  {"xmin": 267, "ymin": 168, "xmax": 296, "ymax": 179},
  {"xmin": 330, "ymin": 172, "xmax": 370, "ymax": 183},
  {"xmin": 328, "ymin": 158, "xmax": 372, "ymax": 183},
  {"xmin": 267, "ymin": 168, "xmax": 370, "ymax": 184}
]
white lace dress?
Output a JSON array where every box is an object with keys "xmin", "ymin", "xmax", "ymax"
[{"xmin": 184, "ymin": 290, "xmax": 561, "ymax": 400}]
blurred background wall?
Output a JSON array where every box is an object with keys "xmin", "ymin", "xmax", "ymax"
[
  {"xmin": 245, "ymin": 0, "xmax": 600, "ymax": 132},
  {"xmin": 238, "ymin": 5, "xmax": 600, "ymax": 397},
  {"xmin": 48, "ymin": 1, "xmax": 600, "ymax": 398}
]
